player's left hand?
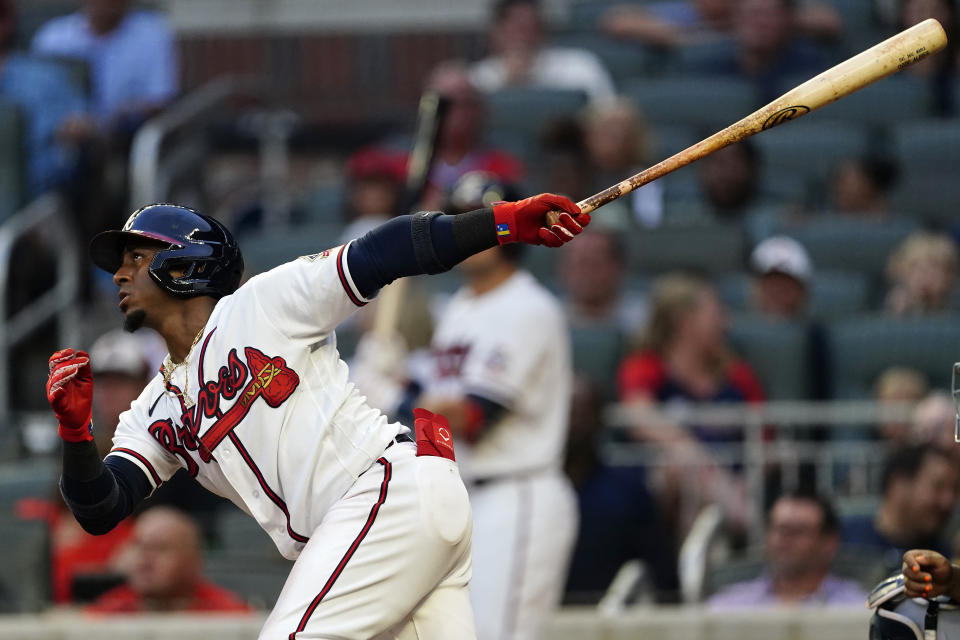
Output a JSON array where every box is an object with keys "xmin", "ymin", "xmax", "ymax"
[
  {"xmin": 492, "ymin": 193, "xmax": 590, "ymax": 248},
  {"xmin": 903, "ymin": 549, "xmax": 955, "ymax": 599}
]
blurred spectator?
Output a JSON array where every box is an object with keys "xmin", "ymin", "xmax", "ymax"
[
  {"xmin": 582, "ymin": 98, "xmax": 663, "ymax": 228},
  {"xmin": 707, "ymin": 490, "xmax": 866, "ymax": 608},
  {"xmin": 87, "ymin": 507, "xmax": 252, "ymax": 614},
  {"xmin": 600, "ymin": 0, "xmax": 840, "ymax": 49},
  {"xmin": 600, "ymin": 0, "xmax": 735, "ymax": 48},
  {"xmin": 678, "ymin": 139, "xmax": 770, "ymax": 223},
  {"xmin": 874, "ymin": 366, "xmax": 928, "ymax": 447},
  {"xmin": 563, "ymin": 375, "xmax": 679, "ymax": 604},
  {"xmin": 898, "ymin": 0, "xmax": 958, "ymax": 115},
  {"xmin": 31, "ymin": 0, "xmax": 178, "ymax": 133},
  {"xmin": 885, "ymin": 231, "xmax": 959, "ymax": 316},
  {"xmin": 470, "ymin": 0, "xmax": 616, "ymax": 103},
  {"xmin": 557, "ymin": 226, "xmax": 646, "ymax": 333},
  {"xmin": 703, "ymin": 0, "xmax": 826, "ymax": 101},
  {"xmin": 842, "ymin": 443, "xmax": 959, "ymax": 573},
  {"xmin": 0, "ymin": 0, "xmax": 86, "ymax": 198},
  {"xmin": 536, "ymin": 116, "xmax": 590, "ymax": 200},
  {"xmin": 618, "ymin": 273, "xmax": 765, "ymax": 535},
  {"xmin": 339, "ymin": 146, "xmax": 407, "ymax": 242},
  {"xmin": 911, "ymin": 391, "xmax": 958, "ymax": 455},
  {"xmin": 422, "ymin": 60, "xmax": 524, "ymax": 209},
  {"xmin": 749, "ymin": 235, "xmax": 812, "ymax": 319},
  {"xmin": 828, "ymin": 156, "xmax": 898, "ymax": 218}
]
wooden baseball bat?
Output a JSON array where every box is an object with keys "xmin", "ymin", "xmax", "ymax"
[{"xmin": 549, "ymin": 18, "xmax": 947, "ymax": 224}]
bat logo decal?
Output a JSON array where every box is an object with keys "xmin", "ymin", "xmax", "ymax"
[{"xmin": 762, "ymin": 106, "xmax": 811, "ymax": 130}]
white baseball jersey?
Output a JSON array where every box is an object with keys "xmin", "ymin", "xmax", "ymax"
[
  {"xmin": 106, "ymin": 244, "xmax": 405, "ymax": 560},
  {"xmin": 427, "ymin": 269, "xmax": 572, "ymax": 481}
]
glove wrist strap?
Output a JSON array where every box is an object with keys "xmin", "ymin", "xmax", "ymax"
[
  {"xmin": 58, "ymin": 417, "xmax": 94, "ymax": 443},
  {"xmin": 492, "ymin": 203, "xmax": 517, "ymax": 246}
]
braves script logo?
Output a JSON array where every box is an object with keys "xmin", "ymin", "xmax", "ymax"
[
  {"xmin": 762, "ymin": 105, "xmax": 810, "ymax": 130},
  {"xmin": 149, "ymin": 331, "xmax": 300, "ymax": 473}
]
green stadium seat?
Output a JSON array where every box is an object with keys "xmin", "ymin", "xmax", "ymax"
[
  {"xmin": 783, "ymin": 218, "xmax": 917, "ymax": 279},
  {"xmin": 826, "ymin": 314, "xmax": 960, "ymax": 398},
  {"xmin": 718, "ymin": 270, "xmax": 870, "ymax": 318},
  {"xmin": 891, "ymin": 119, "xmax": 960, "ymax": 174},
  {"xmin": 0, "ymin": 460, "xmax": 57, "ymax": 510},
  {"xmin": 622, "ymin": 76, "xmax": 759, "ymax": 127},
  {"xmin": 890, "ymin": 173, "xmax": 960, "ymax": 222},
  {"xmin": 298, "ymin": 184, "xmax": 345, "ymax": 224},
  {"xmin": 204, "ymin": 552, "xmax": 291, "ymax": 609},
  {"xmin": 668, "ymin": 37, "xmax": 738, "ymax": 75},
  {"xmin": 566, "ymin": 0, "xmax": 627, "ymax": 32},
  {"xmin": 558, "ymin": 34, "xmax": 654, "ymax": 86},
  {"xmin": 239, "ymin": 224, "xmax": 345, "ymax": 274},
  {"xmin": 727, "ymin": 314, "xmax": 813, "ymax": 400},
  {"xmin": 0, "ymin": 519, "xmax": 49, "ymax": 612},
  {"xmin": 570, "ymin": 326, "xmax": 626, "ymax": 393},
  {"xmin": 648, "ymin": 123, "xmax": 697, "ymax": 159},
  {"xmin": 485, "ymin": 88, "xmax": 589, "ymax": 140},
  {"xmin": 215, "ymin": 508, "xmax": 279, "ymax": 558},
  {"xmin": 751, "ymin": 119, "xmax": 872, "ymax": 184},
  {"xmin": 776, "ymin": 74, "xmax": 933, "ymax": 126},
  {"xmin": 0, "ymin": 100, "xmax": 24, "ymax": 220},
  {"xmin": 625, "ymin": 224, "xmax": 746, "ymax": 275}
]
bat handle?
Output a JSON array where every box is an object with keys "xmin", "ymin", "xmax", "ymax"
[{"xmin": 543, "ymin": 197, "xmax": 596, "ymax": 230}]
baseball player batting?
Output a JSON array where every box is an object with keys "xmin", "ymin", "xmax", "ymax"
[{"xmin": 45, "ymin": 197, "xmax": 587, "ymax": 638}]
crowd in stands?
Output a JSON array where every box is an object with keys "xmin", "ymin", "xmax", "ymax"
[{"xmin": 3, "ymin": 0, "xmax": 960, "ymax": 620}]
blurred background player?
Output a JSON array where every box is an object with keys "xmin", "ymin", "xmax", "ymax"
[{"xmin": 408, "ymin": 172, "xmax": 579, "ymax": 640}]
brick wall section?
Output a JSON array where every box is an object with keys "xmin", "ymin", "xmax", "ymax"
[{"xmin": 178, "ymin": 31, "xmax": 486, "ymax": 123}]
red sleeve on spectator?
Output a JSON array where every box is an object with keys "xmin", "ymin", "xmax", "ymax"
[
  {"xmin": 618, "ymin": 351, "xmax": 666, "ymax": 400},
  {"xmin": 727, "ymin": 360, "xmax": 766, "ymax": 403},
  {"xmin": 477, "ymin": 150, "xmax": 526, "ymax": 183}
]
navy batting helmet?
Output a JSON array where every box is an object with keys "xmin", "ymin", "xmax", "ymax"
[{"xmin": 90, "ymin": 204, "xmax": 244, "ymax": 299}]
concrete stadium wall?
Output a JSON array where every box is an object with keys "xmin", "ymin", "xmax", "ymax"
[{"xmin": 0, "ymin": 607, "xmax": 874, "ymax": 639}]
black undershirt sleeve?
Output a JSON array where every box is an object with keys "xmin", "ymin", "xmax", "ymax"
[
  {"xmin": 346, "ymin": 208, "xmax": 498, "ymax": 299},
  {"xmin": 59, "ymin": 441, "xmax": 152, "ymax": 535}
]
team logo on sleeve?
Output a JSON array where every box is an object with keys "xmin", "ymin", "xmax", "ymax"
[
  {"xmin": 154, "ymin": 330, "xmax": 300, "ymax": 465},
  {"xmin": 299, "ymin": 249, "xmax": 332, "ymax": 262}
]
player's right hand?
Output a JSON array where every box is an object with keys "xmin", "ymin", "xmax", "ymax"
[
  {"xmin": 903, "ymin": 549, "xmax": 955, "ymax": 599},
  {"xmin": 492, "ymin": 193, "xmax": 589, "ymax": 248},
  {"xmin": 46, "ymin": 349, "xmax": 94, "ymax": 443}
]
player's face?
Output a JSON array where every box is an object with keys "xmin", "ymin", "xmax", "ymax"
[{"xmin": 112, "ymin": 244, "xmax": 173, "ymax": 333}]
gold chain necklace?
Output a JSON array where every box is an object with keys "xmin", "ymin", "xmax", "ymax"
[{"xmin": 162, "ymin": 328, "xmax": 205, "ymax": 408}]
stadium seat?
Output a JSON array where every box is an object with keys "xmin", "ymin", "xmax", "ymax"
[
  {"xmin": 558, "ymin": 34, "xmax": 655, "ymax": 86},
  {"xmin": 566, "ymin": 0, "xmax": 625, "ymax": 32},
  {"xmin": 667, "ymin": 37, "xmax": 738, "ymax": 75},
  {"xmin": 215, "ymin": 508, "xmax": 283, "ymax": 558},
  {"xmin": 298, "ymin": 184, "xmax": 345, "ymax": 224},
  {"xmin": 776, "ymin": 74, "xmax": 932, "ymax": 126},
  {"xmin": 622, "ymin": 76, "xmax": 759, "ymax": 128},
  {"xmin": 648, "ymin": 123, "xmax": 697, "ymax": 159},
  {"xmin": 485, "ymin": 88, "xmax": 589, "ymax": 141},
  {"xmin": 751, "ymin": 119, "xmax": 872, "ymax": 185},
  {"xmin": 204, "ymin": 552, "xmax": 291, "ymax": 609},
  {"xmin": 570, "ymin": 326, "xmax": 627, "ymax": 394},
  {"xmin": 0, "ymin": 519, "xmax": 49, "ymax": 612},
  {"xmin": 890, "ymin": 173, "xmax": 960, "ymax": 222},
  {"xmin": 717, "ymin": 270, "xmax": 870, "ymax": 318},
  {"xmin": 783, "ymin": 217, "xmax": 917, "ymax": 280},
  {"xmin": 0, "ymin": 459, "xmax": 57, "ymax": 511},
  {"xmin": 891, "ymin": 119, "xmax": 960, "ymax": 174},
  {"xmin": 826, "ymin": 314, "xmax": 960, "ymax": 398},
  {"xmin": 239, "ymin": 224, "xmax": 345, "ymax": 274},
  {"xmin": 625, "ymin": 224, "xmax": 746, "ymax": 275},
  {"xmin": 726, "ymin": 314, "xmax": 813, "ymax": 400},
  {"xmin": 0, "ymin": 101, "xmax": 24, "ymax": 220}
]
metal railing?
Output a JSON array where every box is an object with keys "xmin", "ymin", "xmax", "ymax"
[
  {"xmin": 0, "ymin": 195, "xmax": 80, "ymax": 420},
  {"xmin": 128, "ymin": 75, "xmax": 292, "ymax": 215}
]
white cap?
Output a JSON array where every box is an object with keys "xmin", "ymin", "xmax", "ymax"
[
  {"xmin": 750, "ymin": 235, "xmax": 813, "ymax": 284},
  {"xmin": 89, "ymin": 329, "xmax": 165, "ymax": 378}
]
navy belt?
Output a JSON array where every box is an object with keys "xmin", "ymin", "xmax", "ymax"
[{"xmin": 385, "ymin": 432, "xmax": 414, "ymax": 449}]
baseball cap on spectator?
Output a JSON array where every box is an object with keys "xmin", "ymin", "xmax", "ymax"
[
  {"xmin": 345, "ymin": 147, "xmax": 408, "ymax": 183},
  {"xmin": 750, "ymin": 236, "xmax": 813, "ymax": 285}
]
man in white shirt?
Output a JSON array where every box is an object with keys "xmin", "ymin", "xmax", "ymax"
[{"xmin": 470, "ymin": 0, "xmax": 616, "ymax": 103}]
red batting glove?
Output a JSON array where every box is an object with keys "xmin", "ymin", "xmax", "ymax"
[
  {"xmin": 492, "ymin": 193, "xmax": 590, "ymax": 248},
  {"xmin": 46, "ymin": 349, "xmax": 94, "ymax": 443}
]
